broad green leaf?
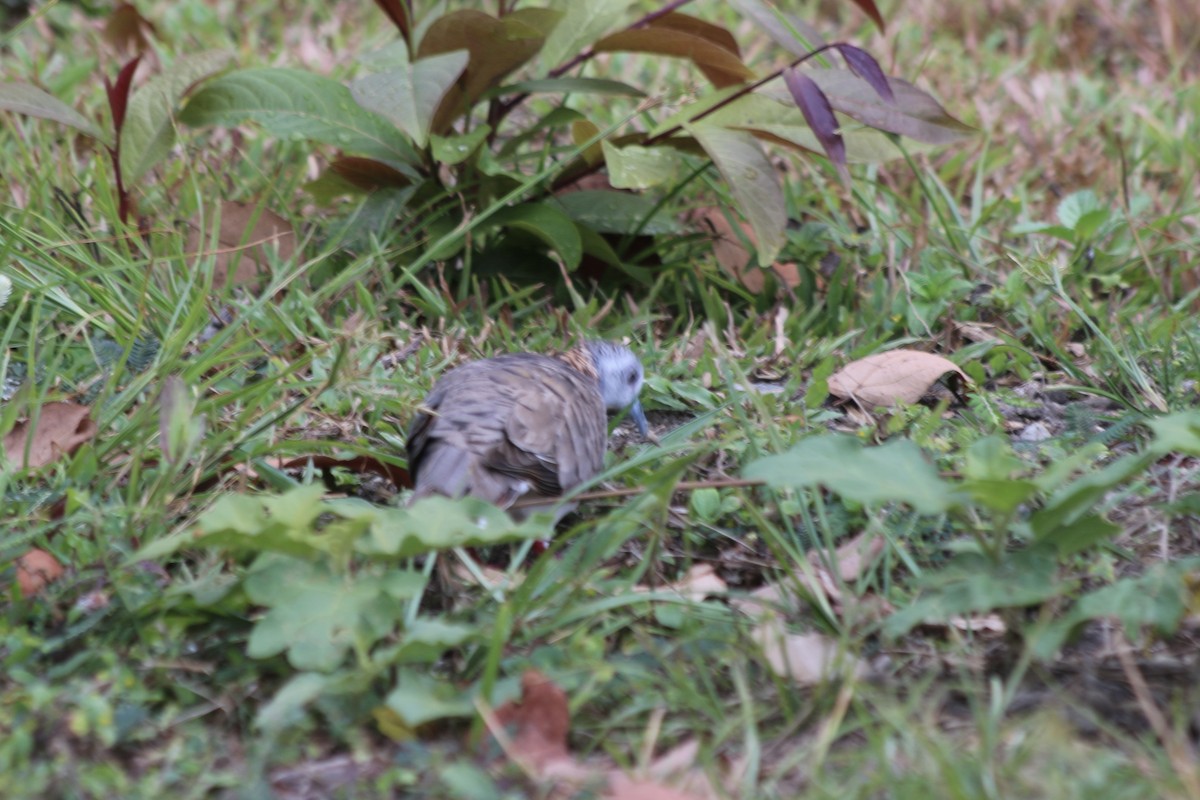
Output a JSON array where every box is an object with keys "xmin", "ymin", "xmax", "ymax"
[
  {"xmin": 360, "ymin": 495, "xmax": 551, "ymax": 557},
  {"xmin": 601, "ymin": 140, "xmax": 689, "ymax": 189},
  {"xmin": 963, "ymin": 435, "xmax": 1025, "ymax": 481},
  {"xmin": 390, "ymin": 619, "xmax": 475, "ymax": 664},
  {"xmin": 0, "ymin": 81, "xmax": 108, "ymax": 142},
  {"xmin": 349, "ymin": 49, "xmax": 469, "ymax": 148},
  {"xmin": 486, "ymin": 76, "xmax": 645, "ymax": 98},
  {"xmin": 385, "ymin": 672, "xmax": 475, "ymax": 727},
  {"xmin": 1037, "ymin": 512, "xmax": 1121, "ymax": 557},
  {"xmin": 553, "ymin": 189, "xmax": 680, "ymax": 235},
  {"xmin": 120, "ymin": 50, "xmax": 233, "ymax": 182},
  {"xmin": 179, "ymin": 68, "xmax": 421, "ymax": 171},
  {"xmin": 195, "ymin": 483, "xmax": 337, "ymax": 559},
  {"xmin": 1030, "ymin": 451, "xmax": 1153, "ymax": 538},
  {"xmin": 256, "ymin": 672, "xmax": 331, "ymax": 733},
  {"xmin": 245, "ymin": 556, "xmax": 399, "ymax": 671},
  {"xmin": 744, "ymin": 435, "xmax": 956, "ymax": 514},
  {"xmin": 884, "ymin": 548, "xmax": 1063, "ymax": 638},
  {"xmin": 1148, "ymin": 410, "xmax": 1200, "ymax": 455},
  {"xmin": 482, "ymin": 202, "xmax": 583, "ymax": 270},
  {"xmin": 539, "ymin": 0, "xmax": 637, "ymax": 72},
  {"xmin": 687, "ymin": 124, "xmax": 785, "ymax": 266},
  {"xmin": 431, "ymin": 125, "xmax": 490, "ymax": 165},
  {"xmin": 960, "ymin": 478, "xmax": 1039, "ymax": 515},
  {"xmin": 1056, "ymin": 189, "xmax": 1104, "ymax": 230}
]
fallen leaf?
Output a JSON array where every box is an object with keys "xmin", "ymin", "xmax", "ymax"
[
  {"xmin": 689, "ymin": 207, "xmax": 799, "ymax": 292},
  {"xmin": 3, "ymin": 402, "xmax": 98, "ymax": 469},
  {"xmin": 639, "ymin": 564, "xmax": 727, "ymax": 602},
  {"xmin": 15, "ymin": 549, "xmax": 64, "ymax": 596},
  {"xmin": 751, "ymin": 612, "xmax": 868, "ymax": 685},
  {"xmin": 828, "ymin": 349, "xmax": 967, "ymax": 407},
  {"xmin": 494, "ymin": 670, "xmax": 572, "ymax": 772},
  {"xmin": 948, "ymin": 614, "xmax": 1006, "ymax": 633},
  {"xmin": 818, "ymin": 531, "xmax": 884, "ymax": 583},
  {"xmin": 186, "ymin": 200, "xmax": 297, "ymax": 290}
]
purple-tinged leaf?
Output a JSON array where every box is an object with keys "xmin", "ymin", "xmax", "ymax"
[
  {"xmin": 373, "ymin": 0, "xmax": 410, "ymax": 39},
  {"xmin": 835, "ymin": 44, "xmax": 893, "ymax": 103},
  {"xmin": 104, "ymin": 55, "xmax": 142, "ymax": 134},
  {"xmin": 783, "ymin": 68, "xmax": 849, "ymax": 184}
]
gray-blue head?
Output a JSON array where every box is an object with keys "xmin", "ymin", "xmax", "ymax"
[{"xmin": 586, "ymin": 340, "xmax": 649, "ymax": 437}]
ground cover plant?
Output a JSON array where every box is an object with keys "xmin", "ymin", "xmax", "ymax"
[{"xmin": 2, "ymin": 0, "xmax": 1200, "ymax": 797}]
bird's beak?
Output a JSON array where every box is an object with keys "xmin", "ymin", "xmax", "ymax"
[{"xmin": 628, "ymin": 398, "xmax": 649, "ymax": 439}]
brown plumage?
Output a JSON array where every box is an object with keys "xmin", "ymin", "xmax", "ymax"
[{"xmin": 406, "ymin": 342, "xmax": 647, "ymax": 520}]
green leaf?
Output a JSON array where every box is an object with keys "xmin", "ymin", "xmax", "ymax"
[
  {"xmin": 744, "ymin": 435, "xmax": 956, "ymax": 514},
  {"xmin": 245, "ymin": 556, "xmax": 398, "ymax": 671},
  {"xmin": 539, "ymin": 0, "xmax": 638, "ymax": 72},
  {"xmin": 360, "ymin": 496, "xmax": 551, "ymax": 557},
  {"xmin": 120, "ymin": 50, "xmax": 233, "ymax": 183},
  {"xmin": 179, "ymin": 67, "xmax": 421, "ymax": 171},
  {"xmin": 884, "ymin": 548, "xmax": 1063, "ymax": 638},
  {"xmin": 385, "ymin": 671, "xmax": 475, "ymax": 727},
  {"xmin": 349, "ymin": 49, "xmax": 469, "ymax": 148},
  {"xmin": 256, "ymin": 672, "xmax": 331, "ymax": 733},
  {"xmin": 482, "ymin": 202, "xmax": 583, "ymax": 270},
  {"xmin": 431, "ymin": 125, "xmax": 490, "ymax": 165},
  {"xmin": 1148, "ymin": 410, "xmax": 1200, "ymax": 455},
  {"xmin": 0, "ymin": 81, "xmax": 109, "ymax": 142},
  {"xmin": 553, "ymin": 189, "xmax": 680, "ymax": 235},
  {"xmin": 1056, "ymin": 189, "xmax": 1104, "ymax": 230},
  {"xmin": 390, "ymin": 619, "xmax": 475, "ymax": 664},
  {"xmin": 195, "ymin": 483, "xmax": 345, "ymax": 559},
  {"xmin": 1037, "ymin": 512, "xmax": 1121, "ymax": 557},
  {"xmin": 960, "ymin": 478, "xmax": 1039, "ymax": 515},
  {"xmin": 687, "ymin": 124, "xmax": 785, "ymax": 265},
  {"xmin": 601, "ymin": 140, "xmax": 689, "ymax": 189},
  {"xmin": 1029, "ymin": 451, "xmax": 1153, "ymax": 538}
]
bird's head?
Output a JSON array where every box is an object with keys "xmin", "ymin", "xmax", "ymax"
[{"xmin": 586, "ymin": 340, "xmax": 649, "ymax": 437}]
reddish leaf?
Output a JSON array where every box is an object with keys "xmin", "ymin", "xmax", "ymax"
[
  {"xmin": 783, "ymin": 68, "xmax": 848, "ymax": 183},
  {"xmin": 103, "ymin": 3, "xmax": 156, "ymax": 55},
  {"xmin": 595, "ymin": 29, "xmax": 754, "ymax": 89},
  {"xmin": 493, "ymin": 670, "xmax": 571, "ymax": 770},
  {"xmin": 372, "ymin": 0, "xmax": 411, "ymax": 39},
  {"xmin": 835, "ymin": 44, "xmax": 893, "ymax": 103},
  {"xmin": 330, "ymin": 156, "xmax": 414, "ymax": 191},
  {"xmin": 14, "ymin": 549, "xmax": 64, "ymax": 597},
  {"xmin": 103, "ymin": 55, "xmax": 142, "ymax": 134},
  {"xmin": 847, "ymin": 0, "xmax": 886, "ymax": 31}
]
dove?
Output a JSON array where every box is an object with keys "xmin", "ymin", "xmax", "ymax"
[{"xmin": 406, "ymin": 340, "xmax": 648, "ymax": 520}]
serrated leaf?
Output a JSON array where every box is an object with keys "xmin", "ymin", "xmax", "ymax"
[
  {"xmin": 120, "ymin": 50, "xmax": 233, "ymax": 183},
  {"xmin": 349, "ymin": 49, "xmax": 468, "ymax": 148},
  {"xmin": 601, "ymin": 140, "xmax": 689, "ymax": 189},
  {"xmin": 179, "ymin": 67, "xmax": 421, "ymax": 170},
  {"xmin": 361, "ymin": 495, "xmax": 552, "ymax": 556},
  {"xmin": 687, "ymin": 124, "xmax": 786, "ymax": 265},
  {"xmin": 0, "ymin": 82, "xmax": 109, "ymax": 143},
  {"xmin": 744, "ymin": 435, "xmax": 957, "ymax": 514},
  {"xmin": 884, "ymin": 548, "xmax": 1063, "ymax": 638},
  {"xmin": 245, "ymin": 556, "xmax": 398, "ymax": 671},
  {"xmin": 1056, "ymin": 189, "xmax": 1104, "ymax": 229}
]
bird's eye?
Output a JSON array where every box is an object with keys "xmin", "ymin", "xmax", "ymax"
[{"xmin": 627, "ymin": 371, "xmax": 639, "ymax": 385}]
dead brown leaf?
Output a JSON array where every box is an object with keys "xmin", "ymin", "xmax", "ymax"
[
  {"xmin": 15, "ymin": 548, "xmax": 64, "ymax": 596},
  {"xmin": 689, "ymin": 207, "xmax": 800, "ymax": 292},
  {"xmin": 490, "ymin": 671, "xmax": 719, "ymax": 800},
  {"xmin": 751, "ymin": 612, "xmax": 869, "ymax": 686},
  {"xmin": 186, "ymin": 200, "xmax": 297, "ymax": 290},
  {"xmin": 3, "ymin": 402, "xmax": 98, "ymax": 470},
  {"xmin": 638, "ymin": 563, "xmax": 728, "ymax": 602},
  {"xmin": 828, "ymin": 349, "xmax": 967, "ymax": 408}
]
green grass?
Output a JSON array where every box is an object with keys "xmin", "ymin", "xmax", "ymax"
[{"xmin": 3, "ymin": 0, "xmax": 1200, "ymax": 798}]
